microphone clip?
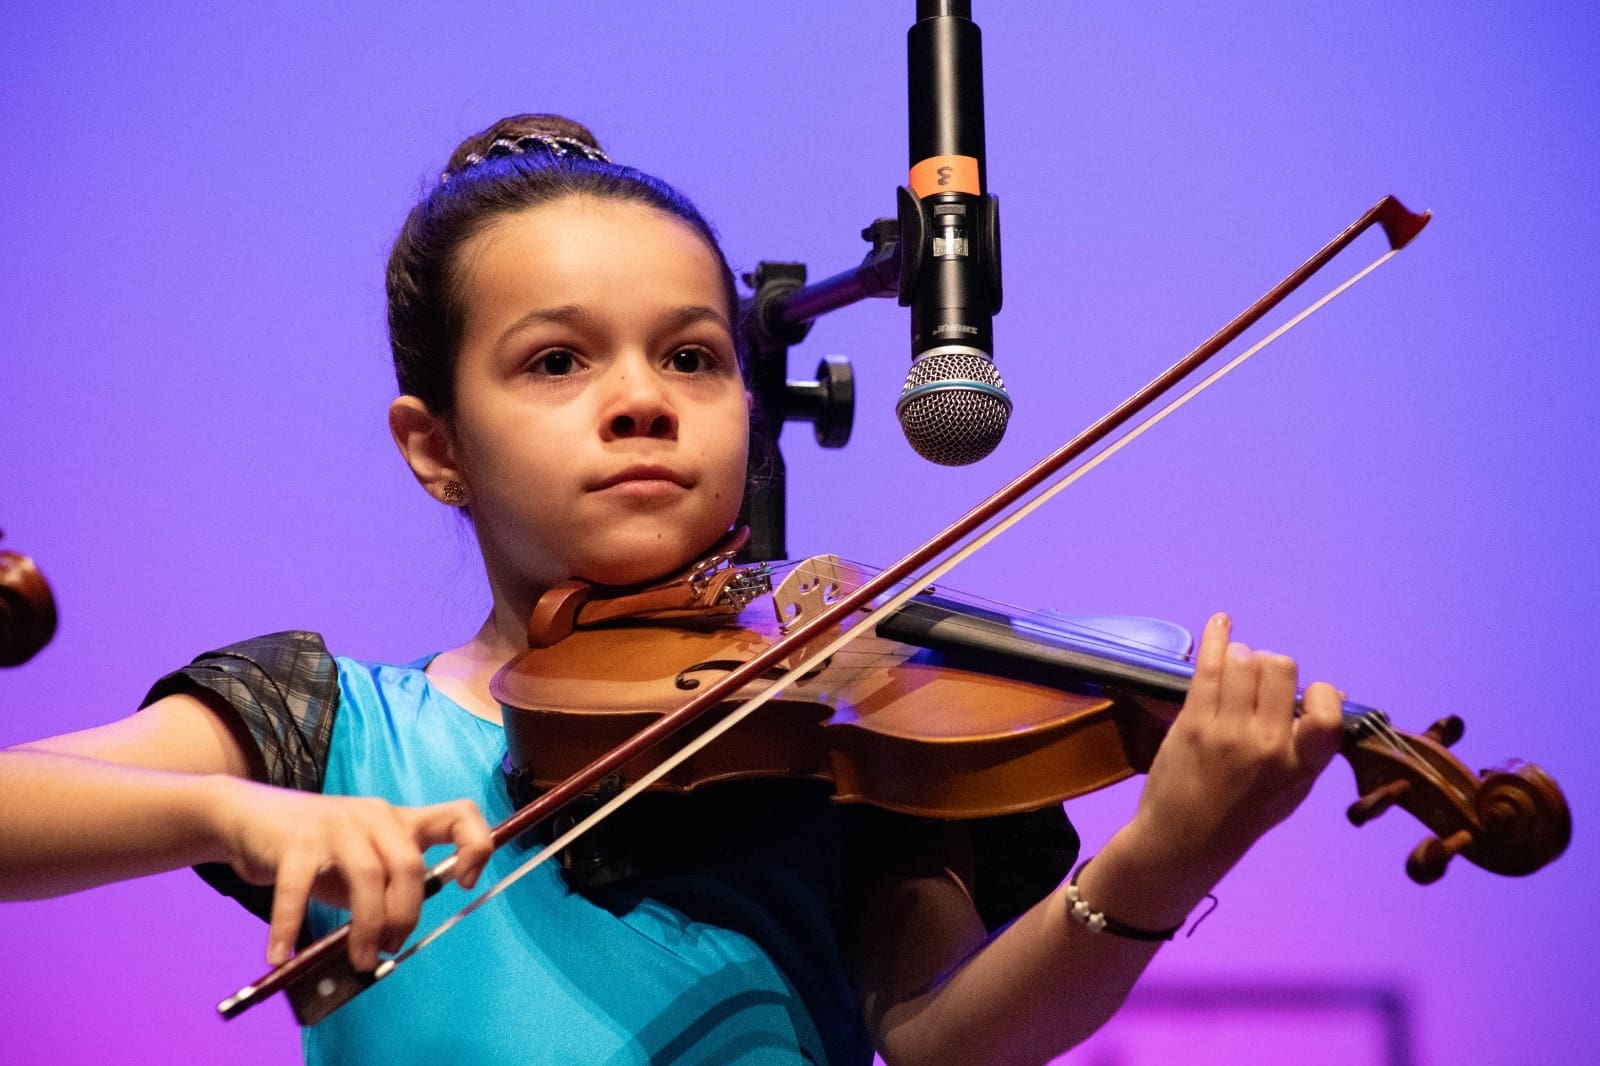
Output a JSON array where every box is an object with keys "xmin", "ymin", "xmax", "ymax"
[{"xmin": 896, "ymin": 185, "xmax": 1003, "ymax": 320}]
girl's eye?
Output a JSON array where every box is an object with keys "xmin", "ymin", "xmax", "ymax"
[
  {"xmin": 532, "ymin": 348, "xmax": 578, "ymax": 376},
  {"xmin": 670, "ymin": 346, "xmax": 709, "ymax": 373}
]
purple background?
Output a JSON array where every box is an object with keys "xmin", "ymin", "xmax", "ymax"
[{"xmin": 3, "ymin": 3, "xmax": 1595, "ymax": 1063}]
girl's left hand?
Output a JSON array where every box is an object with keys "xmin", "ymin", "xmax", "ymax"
[{"xmin": 1127, "ymin": 612, "xmax": 1345, "ymax": 889}]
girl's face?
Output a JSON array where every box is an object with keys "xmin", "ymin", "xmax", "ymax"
[{"xmin": 445, "ymin": 197, "xmax": 749, "ymax": 593}]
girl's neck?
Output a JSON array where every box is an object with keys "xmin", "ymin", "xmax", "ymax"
[
  {"xmin": 432, "ymin": 538, "xmax": 728, "ymax": 721},
  {"xmin": 423, "ymin": 610, "xmax": 527, "ymax": 724}
]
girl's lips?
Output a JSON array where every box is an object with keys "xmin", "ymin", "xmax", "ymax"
[
  {"xmin": 595, "ymin": 479, "xmax": 686, "ymax": 501},
  {"xmin": 589, "ymin": 465, "xmax": 691, "ymax": 491}
]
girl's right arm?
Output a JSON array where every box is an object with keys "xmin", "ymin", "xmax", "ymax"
[{"xmin": 0, "ymin": 694, "xmax": 493, "ymax": 969}]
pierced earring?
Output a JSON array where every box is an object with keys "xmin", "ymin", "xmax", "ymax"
[{"xmin": 441, "ymin": 480, "xmax": 467, "ymax": 506}]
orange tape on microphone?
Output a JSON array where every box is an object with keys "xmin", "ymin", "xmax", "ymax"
[{"xmin": 909, "ymin": 154, "xmax": 981, "ymax": 198}]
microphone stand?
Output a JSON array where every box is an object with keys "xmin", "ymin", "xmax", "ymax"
[
  {"xmin": 737, "ymin": 0, "xmax": 992, "ymax": 560},
  {"xmin": 736, "ymin": 220, "xmax": 902, "ymax": 561}
]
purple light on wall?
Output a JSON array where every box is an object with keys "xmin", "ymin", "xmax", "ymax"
[
  {"xmin": 3, "ymin": 4, "xmax": 1595, "ymax": 1064},
  {"xmin": 1070, "ymin": 979, "xmax": 1413, "ymax": 1066}
]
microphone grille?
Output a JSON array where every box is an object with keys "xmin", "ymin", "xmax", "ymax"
[{"xmin": 896, "ymin": 351, "xmax": 1012, "ymax": 466}]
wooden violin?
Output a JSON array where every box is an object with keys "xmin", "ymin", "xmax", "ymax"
[{"xmin": 490, "ymin": 553, "xmax": 1569, "ymax": 885}]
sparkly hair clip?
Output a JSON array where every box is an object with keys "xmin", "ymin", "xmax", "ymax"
[{"xmin": 441, "ymin": 133, "xmax": 611, "ymax": 184}]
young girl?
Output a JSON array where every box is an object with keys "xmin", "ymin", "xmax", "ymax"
[{"xmin": 0, "ymin": 115, "xmax": 1345, "ymax": 1065}]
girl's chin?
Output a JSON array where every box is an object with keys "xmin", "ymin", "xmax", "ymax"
[{"xmin": 571, "ymin": 530, "xmax": 731, "ymax": 589}]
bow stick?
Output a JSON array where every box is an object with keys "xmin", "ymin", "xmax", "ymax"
[{"xmin": 219, "ymin": 194, "xmax": 1430, "ymax": 1024}]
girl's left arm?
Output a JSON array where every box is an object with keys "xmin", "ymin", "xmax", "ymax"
[{"xmin": 855, "ymin": 613, "xmax": 1346, "ymax": 1066}]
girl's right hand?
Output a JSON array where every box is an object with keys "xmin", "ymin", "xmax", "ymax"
[{"xmin": 207, "ymin": 778, "xmax": 493, "ymax": 970}]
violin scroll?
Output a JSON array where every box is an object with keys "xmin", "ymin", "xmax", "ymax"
[
  {"xmin": 1342, "ymin": 710, "xmax": 1570, "ymax": 884},
  {"xmin": 0, "ymin": 532, "xmax": 58, "ymax": 667}
]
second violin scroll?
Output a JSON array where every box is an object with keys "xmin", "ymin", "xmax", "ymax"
[{"xmin": 0, "ymin": 532, "xmax": 57, "ymax": 667}]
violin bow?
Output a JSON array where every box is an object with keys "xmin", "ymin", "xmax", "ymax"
[{"xmin": 220, "ymin": 195, "xmax": 1430, "ymax": 1025}]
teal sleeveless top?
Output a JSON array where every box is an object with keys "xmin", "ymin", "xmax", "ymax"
[{"xmin": 301, "ymin": 657, "xmax": 836, "ymax": 1065}]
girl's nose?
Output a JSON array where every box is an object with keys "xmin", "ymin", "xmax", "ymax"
[{"xmin": 600, "ymin": 363, "xmax": 677, "ymax": 440}]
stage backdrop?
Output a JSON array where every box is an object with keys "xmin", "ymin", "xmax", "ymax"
[{"xmin": 3, "ymin": 3, "xmax": 1595, "ymax": 1064}]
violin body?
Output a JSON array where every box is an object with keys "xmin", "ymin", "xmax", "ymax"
[
  {"xmin": 492, "ymin": 553, "xmax": 1571, "ymax": 885},
  {"xmin": 494, "ymin": 594, "xmax": 1160, "ymax": 820}
]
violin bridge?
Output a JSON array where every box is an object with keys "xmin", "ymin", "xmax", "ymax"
[{"xmin": 771, "ymin": 555, "xmax": 863, "ymax": 667}]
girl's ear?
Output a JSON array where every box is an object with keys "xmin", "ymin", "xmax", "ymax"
[{"xmin": 389, "ymin": 395, "xmax": 463, "ymax": 504}]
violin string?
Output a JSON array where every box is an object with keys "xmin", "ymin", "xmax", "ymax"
[
  {"xmin": 364, "ymin": 246, "xmax": 1413, "ymax": 983},
  {"xmin": 811, "ymin": 580, "xmax": 1471, "ymax": 809},
  {"xmin": 1358, "ymin": 713, "xmax": 1421, "ymax": 765},
  {"xmin": 804, "ymin": 561, "xmax": 1197, "ymax": 663},
  {"xmin": 1364, "ymin": 717, "xmax": 1448, "ymax": 792},
  {"xmin": 1357, "ymin": 711, "xmax": 1468, "ymax": 804},
  {"xmin": 816, "ymin": 566, "xmax": 1462, "ymax": 808},
  {"xmin": 1339, "ymin": 704, "xmax": 1469, "ymax": 809},
  {"xmin": 729, "ymin": 556, "xmax": 1194, "ymax": 685}
]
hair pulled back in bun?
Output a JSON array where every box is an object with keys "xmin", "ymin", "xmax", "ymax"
[
  {"xmin": 386, "ymin": 114, "xmax": 742, "ymax": 418},
  {"xmin": 438, "ymin": 114, "xmax": 609, "ymax": 180}
]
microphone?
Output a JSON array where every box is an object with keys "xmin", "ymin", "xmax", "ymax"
[{"xmin": 896, "ymin": 0, "xmax": 1008, "ymax": 466}]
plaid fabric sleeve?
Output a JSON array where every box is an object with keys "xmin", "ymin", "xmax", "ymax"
[{"xmin": 140, "ymin": 630, "xmax": 340, "ymax": 924}]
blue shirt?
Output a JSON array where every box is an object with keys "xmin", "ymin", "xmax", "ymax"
[{"xmin": 303, "ymin": 657, "xmax": 842, "ymax": 1065}]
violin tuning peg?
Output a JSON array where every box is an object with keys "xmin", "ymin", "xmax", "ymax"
[
  {"xmin": 1405, "ymin": 828, "xmax": 1475, "ymax": 885},
  {"xmin": 1424, "ymin": 715, "xmax": 1464, "ymax": 748},
  {"xmin": 1347, "ymin": 779, "xmax": 1410, "ymax": 827}
]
